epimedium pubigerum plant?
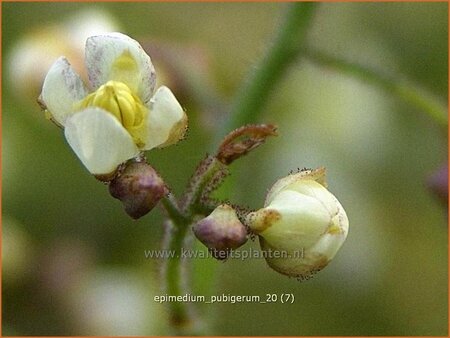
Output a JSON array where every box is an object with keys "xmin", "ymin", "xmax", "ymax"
[
  {"xmin": 34, "ymin": 1, "xmax": 450, "ymax": 334},
  {"xmin": 39, "ymin": 29, "xmax": 349, "ymax": 333}
]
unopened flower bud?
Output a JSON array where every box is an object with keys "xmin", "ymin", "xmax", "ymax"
[
  {"xmin": 193, "ymin": 204, "xmax": 248, "ymax": 260},
  {"xmin": 246, "ymin": 168, "xmax": 348, "ymax": 280},
  {"xmin": 109, "ymin": 161, "xmax": 168, "ymax": 219}
]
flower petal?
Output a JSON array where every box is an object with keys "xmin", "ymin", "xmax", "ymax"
[
  {"xmin": 85, "ymin": 33, "xmax": 156, "ymax": 104},
  {"xmin": 259, "ymin": 190, "xmax": 330, "ymax": 251},
  {"xmin": 309, "ymin": 200, "xmax": 348, "ymax": 261},
  {"xmin": 265, "ymin": 168, "xmax": 327, "ymax": 206},
  {"xmin": 41, "ymin": 57, "xmax": 88, "ymax": 126},
  {"xmin": 64, "ymin": 108, "xmax": 139, "ymax": 175},
  {"xmin": 142, "ymin": 86, "xmax": 187, "ymax": 150}
]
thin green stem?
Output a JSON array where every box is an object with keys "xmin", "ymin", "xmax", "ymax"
[
  {"xmin": 224, "ymin": 2, "xmax": 318, "ymax": 133},
  {"xmin": 163, "ymin": 220, "xmax": 192, "ymax": 333},
  {"xmin": 159, "ymin": 158, "xmax": 224, "ymax": 334},
  {"xmin": 161, "ymin": 196, "xmax": 201, "ymax": 335},
  {"xmin": 161, "ymin": 193, "xmax": 189, "ymax": 225},
  {"xmin": 303, "ymin": 48, "xmax": 448, "ymax": 128}
]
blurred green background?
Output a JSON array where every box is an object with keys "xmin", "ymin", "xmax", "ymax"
[{"xmin": 2, "ymin": 2, "xmax": 448, "ymax": 336}]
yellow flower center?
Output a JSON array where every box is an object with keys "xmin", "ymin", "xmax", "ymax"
[{"xmin": 78, "ymin": 81, "xmax": 147, "ymax": 147}]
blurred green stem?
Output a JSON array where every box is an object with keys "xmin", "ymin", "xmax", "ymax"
[
  {"xmin": 303, "ymin": 48, "xmax": 448, "ymax": 128},
  {"xmin": 224, "ymin": 2, "xmax": 318, "ymax": 133},
  {"xmin": 161, "ymin": 194, "xmax": 211, "ymax": 335},
  {"xmin": 160, "ymin": 197, "xmax": 194, "ymax": 334}
]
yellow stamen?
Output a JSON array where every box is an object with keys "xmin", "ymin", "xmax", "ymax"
[{"xmin": 78, "ymin": 80, "xmax": 147, "ymax": 147}]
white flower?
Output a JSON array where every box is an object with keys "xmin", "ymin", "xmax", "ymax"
[
  {"xmin": 246, "ymin": 168, "xmax": 349, "ymax": 279},
  {"xmin": 40, "ymin": 32, "xmax": 187, "ymax": 176}
]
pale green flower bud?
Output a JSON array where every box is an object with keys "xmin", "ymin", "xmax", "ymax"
[
  {"xmin": 193, "ymin": 204, "xmax": 248, "ymax": 260},
  {"xmin": 246, "ymin": 168, "xmax": 348, "ymax": 280}
]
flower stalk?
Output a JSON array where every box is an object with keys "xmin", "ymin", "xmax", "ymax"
[
  {"xmin": 160, "ymin": 196, "xmax": 200, "ymax": 334},
  {"xmin": 159, "ymin": 122, "xmax": 279, "ymax": 333},
  {"xmin": 162, "ymin": 219, "xmax": 195, "ymax": 333},
  {"xmin": 158, "ymin": 158, "xmax": 225, "ymax": 334},
  {"xmin": 157, "ymin": 3, "xmax": 320, "ymax": 332}
]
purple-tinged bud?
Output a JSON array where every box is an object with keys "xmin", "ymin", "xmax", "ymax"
[
  {"xmin": 193, "ymin": 204, "xmax": 248, "ymax": 260},
  {"xmin": 109, "ymin": 161, "xmax": 168, "ymax": 219}
]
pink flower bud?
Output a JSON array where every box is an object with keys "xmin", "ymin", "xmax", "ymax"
[
  {"xmin": 109, "ymin": 161, "xmax": 168, "ymax": 219},
  {"xmin": 193, "ymin": 204, "xmax": 247, "ymax": 260}
]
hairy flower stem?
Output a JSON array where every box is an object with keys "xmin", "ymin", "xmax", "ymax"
[
  {"xmin": 159, "ymin": 158, "xmax": 226, "ymax": 334},
  {"xmin": 163, "ymin": 220, "xmax": 195, "ymax": 333},
  {"xmin": 159, "ymin": 3, "xmax": 318, "ymax": 334},
  {"xmin": 182, "ymin": 156, "xmax": 228, "ymax": 216},
  {"xmin": 160, "ymin": 197, "xmax": 205, "ymax": 335}
]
